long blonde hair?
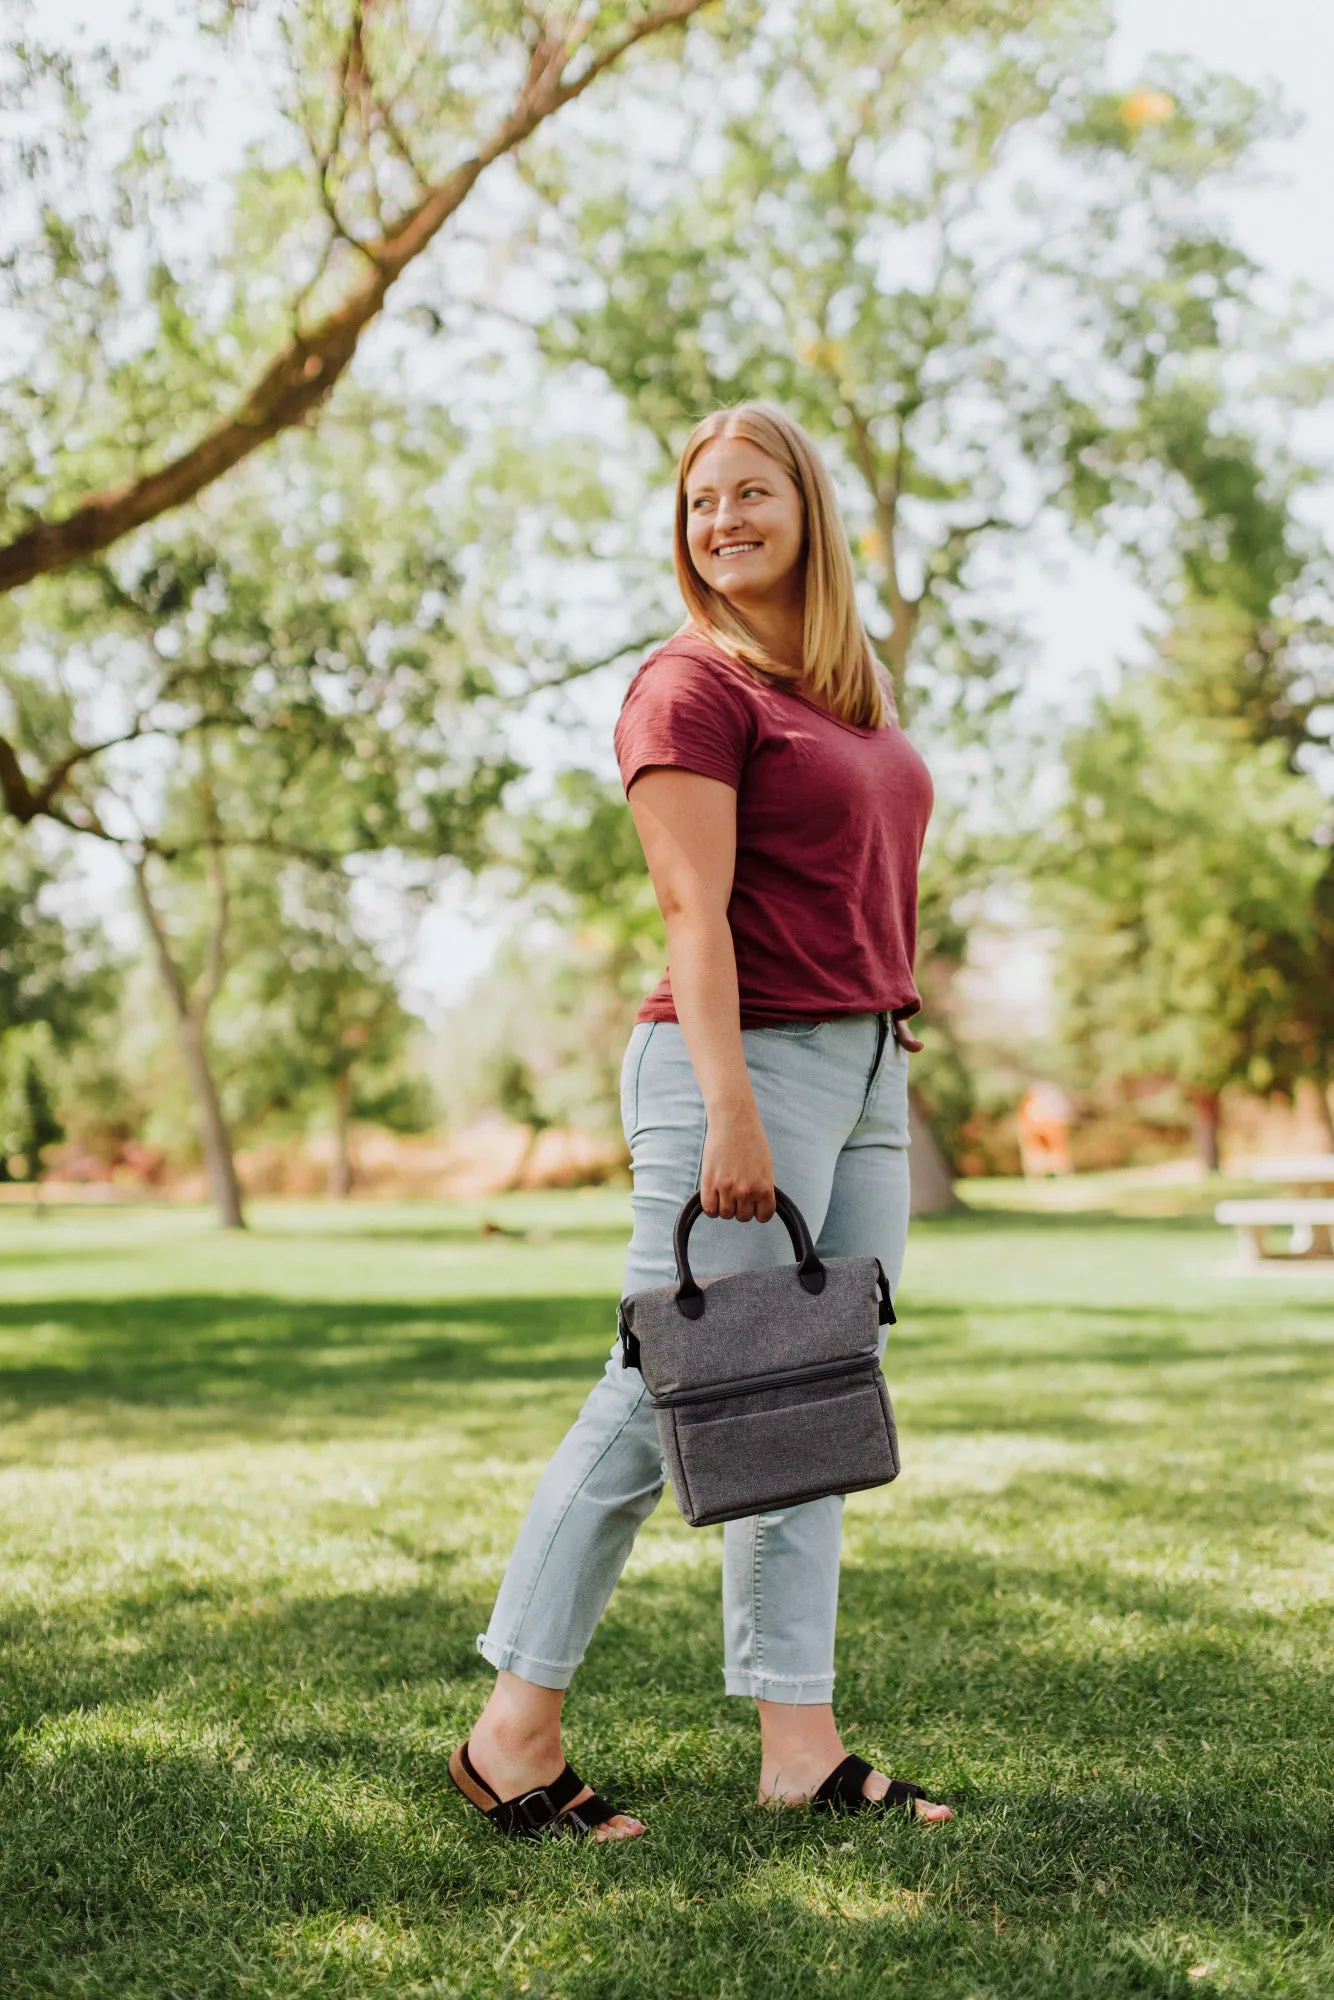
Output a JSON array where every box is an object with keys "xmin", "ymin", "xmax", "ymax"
[{"xmin": 673, "ymin": 403, "xmax": 887, "ymax": 729}]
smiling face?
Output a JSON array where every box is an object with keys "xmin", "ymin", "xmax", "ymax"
[{"xmin": 683, "ymin": 437, "xmax": 806, "ymax": 613}]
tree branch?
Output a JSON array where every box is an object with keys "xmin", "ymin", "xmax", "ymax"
[
  {"xmin": 502, "ymin": 627, "xmax": 669, "ymax": 702},
  {"xmin": 0, "ymin": 0, "xmax": 710, "ymax": 595},
  {"xmin": 0, "ymin": 735, "xmax": 37, "ymax": 822}
]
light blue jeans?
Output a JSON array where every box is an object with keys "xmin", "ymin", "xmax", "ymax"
[{"xmin": 478, "ymin": 1014, "xmax": 912, "ymax": 1704}]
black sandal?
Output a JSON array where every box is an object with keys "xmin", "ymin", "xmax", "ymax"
[
  {"xmin": 812, "ymin": 1752, "xmax": 931, "ymax": 1818},
  {"xmin": 448, "ymin": 1740, "xmax": 622, "ymax": 1839}
]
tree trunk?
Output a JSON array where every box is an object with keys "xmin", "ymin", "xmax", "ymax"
[
  {"xmin": 329, "ymin": 1067, "xmax": 354, "ymax": 1199},
  {"xmin": 506, "ymin": 1124, "xmax": 544, "ymax": 1193},
  {"xmin": 908, "ymin": 1088, "xmax": 960, "ymax": 1215},
  {"xmin": 1314, "ymin": 1073, "xmax": 1334, "ymax": 1152},
  {"xmin": 178, "ymin": 1013, "xmax": 246, "ymax": 1228},
  {"xmin": 1190, "ymin": 1088, "xmax": 1222, "ymax": 1174},
  {"xmin": 132, "ymin": 855, "xmax": 246, "ymax": 1230}
]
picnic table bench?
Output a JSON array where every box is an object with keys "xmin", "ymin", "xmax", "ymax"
[{"xmin": 1216, "ymin": 1155, "xmax": 1334, "ymax": 1263}]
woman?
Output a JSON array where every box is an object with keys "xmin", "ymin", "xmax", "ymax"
[{"xmin": 450, "ymin": 403, "xmax": 949, "ymax": 1840}]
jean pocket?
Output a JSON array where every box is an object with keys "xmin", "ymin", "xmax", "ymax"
[{"xmin": 748, "ymin": 1020, "xmax": 825, "ymax": 1042}]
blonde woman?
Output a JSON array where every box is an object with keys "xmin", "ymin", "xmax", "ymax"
[{"xmin": 451, "ymin": 404, "xmax": 950, "ymax": 1840}]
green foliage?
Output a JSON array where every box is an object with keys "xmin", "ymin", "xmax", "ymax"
[
  {"xmin": 518, "ymin": 770, "xmax": 666, "ymax": 1002},
  {"xmin": 1044, "ymin": 674, "xmax": 1330, "ymax": 1105},
  {"xmin": 524, "ymin": 0, "xmax": 1296, "ymax": 731},
  {"xmin": 487, "ymin": 1050, "xmax": 553, "ymax": 1137},
  {"xmin": 0, "ymin": 2, "xmax": 718, "ymax": 566},
  {"xmin": 1, "ymin": 406, "xmax": 516, "ymax": 868},
  {"xmin": 0, "ymin": 836, "xmax": 108, "ymax": 1041},
  {"xmin": 0, "ymin": 834, "xmax": 117, "ymax": 1178},
  {"xmin": 429, "ymin": 771, "xmax": 667, "ymax": 1142},
  {"xmin": 0, "ymin": 409, "xmax": 501, "ymax": 1204},
  {"xmin": 212, "ymin": 860, "xmax": 432, "ymax": 1139},
  {"xmin": 0, "ymin": 1027, "xmax": 62, "ymax": 1179}
]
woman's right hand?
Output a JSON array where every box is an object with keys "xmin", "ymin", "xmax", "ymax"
[{"xmin": 701, "ymin": 1103, "xmax": 776, "ymax": 1223}]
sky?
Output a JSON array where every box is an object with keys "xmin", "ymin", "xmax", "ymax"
[{"xmin": 26, "ymin": 0, "xmax": 1334, "ymax": 1017}]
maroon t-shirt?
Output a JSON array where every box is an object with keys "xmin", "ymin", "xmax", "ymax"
[{"xmin": 614, "ymin": 635, "xmax": 934, "ymax": 1027}]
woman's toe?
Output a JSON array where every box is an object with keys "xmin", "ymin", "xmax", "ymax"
[
  {"xmin": 594, "ymin": 1812, "xmax": 645, "ymax": 1841},
  {"xmin": 913, "ymin": 1799, "xmax": 953, "ymax": 1822}
]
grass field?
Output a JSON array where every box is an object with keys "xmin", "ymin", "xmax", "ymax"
[{"xmin": 0, "ymin": 1188, "xmax": 1330, "ymax": 1999}]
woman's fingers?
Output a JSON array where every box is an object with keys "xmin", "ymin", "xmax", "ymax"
[{"xmin": 702, "ymin": 1183, "xmax": 776, "ymax": 1224}]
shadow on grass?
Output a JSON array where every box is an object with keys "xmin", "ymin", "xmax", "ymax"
[
  {"xmin": 304, "ymin": 1221, "xmax": 636, "ymax": 1246},
  {"xmin": 2, "ymin": 1279, "xmax": 1332, "ymax": 1456},
  {"xmin": 0, "ymin": 1535, "xmax": 1330, "ymax": 1998},
  {"xmin": 0, "ymin": 1293, "xmax": 617, "ymax": 1429}
]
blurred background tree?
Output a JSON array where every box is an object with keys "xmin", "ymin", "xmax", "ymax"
[
  {"xmin": 0, "ymin": 412, "xmax": 514, "ymax": 1223},
  {"xmin": 207, "ymin": 858, "xmax": 433, "ymax": 1199},
  {"xmin": 0, "ymin": 835, "xmax": 115, "ymax": 1181},
  {"xmin": 1043, "ymin": 676, "xmax": 1330, "ymax": 1168},
  {"xmin": 0, "ymin": 1, "xmax": 715, "ymax": 595},
  {"xmin": 0, "ymin": 0, "xmax": 1331, "ymax": 1210}
]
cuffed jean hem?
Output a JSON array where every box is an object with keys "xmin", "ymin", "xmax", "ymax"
[
  {"xmin": 723, "ymin": 1670, "xmax": 836, "ymax": 1704},
  {"xmin": 476, "ymin": 1633, "xmax": 579, "ymax": 1691}
]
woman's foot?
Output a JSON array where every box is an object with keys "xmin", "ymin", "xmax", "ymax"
[
  {"xmin": 756, "ymin": 1700, "xmax": 952, "ymax": 1822},
  {"xmin": 468, "ymin": 1671, "xmax": 645, "ymax": 1842}
]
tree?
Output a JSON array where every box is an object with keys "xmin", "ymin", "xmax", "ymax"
[
  {"xmin": 0, "ymin": 1040, "xmax": 62, "ymax": 1183},
  {"xmin": 0, "ymin": 1, "xmax": 714, "ymax": 596},
  {"xmin": 517, "ymin": 0, "xmax": 1289, "ymax": 730},
  {"xmin": 490, "ymin": 1051, "xmax": 556, "ymax": 1191},
  {"xmin": 219, "ymin": 862, "xmax": 430, "ymax": 1197},
  {"xmin": 1043, "ymin": 676, "xmax": 1330, "ymax": 1168},
  {"xmin": 0, "ymin": 835, "xmax": 107, "ymax": 1043},
  {"xmin": 0, "ymin": 414, "xmax": 515, "ymax": 1224},
  {"xmin": 0, "ymin": 833, "xmax": 115, "ymax": 1180}
]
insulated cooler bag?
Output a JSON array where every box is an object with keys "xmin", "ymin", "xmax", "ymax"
[{"xmin": 617, "ymin": 1188, "xmax": 900, "ymax": 1527}]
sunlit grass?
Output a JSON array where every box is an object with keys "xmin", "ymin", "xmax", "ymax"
[{"xmin": 0, "ymin": 1191, "xmax": 1330, "ymax": 1997}]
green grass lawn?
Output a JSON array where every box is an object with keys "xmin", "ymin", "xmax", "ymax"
[{"xmin": 0, "ymin": 1189, "xmax": 1330, "ymax": 1999}]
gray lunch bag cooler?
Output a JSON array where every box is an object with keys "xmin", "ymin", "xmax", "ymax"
[{"xmin": 617, "ymin": 1188, "xmax": 900, "ymax": 1528}]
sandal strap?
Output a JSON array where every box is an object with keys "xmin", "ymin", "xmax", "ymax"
[
  {"xmin": 487, "ymin": 1761, "xmax": 596, "ymax": 1838},
  {"xmin": 557, "ymin": 1791, "xmax": 617, "ymax": 1835},
  {"xmin": 812, "ymin": 1756, "xmax": 930, "ymax": 1817},
  {"xmin": 813, "ymin": 1753, "xmax": 875, "ymax": 1812}
]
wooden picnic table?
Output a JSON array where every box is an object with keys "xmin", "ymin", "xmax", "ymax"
[{"xmin": 1216, "ymin": 1155, "xmax": 1334, "ymax": 1263}]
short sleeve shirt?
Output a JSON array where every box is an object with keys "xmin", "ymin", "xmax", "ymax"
[{"xmin": 613, "ymin": 635, "xmax": 934, "ymax": 1027}]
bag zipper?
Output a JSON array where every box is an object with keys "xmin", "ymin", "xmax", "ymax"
[{"xmin": 652, "ymin": 1352, "xmax": 879, "ymax": 1410}]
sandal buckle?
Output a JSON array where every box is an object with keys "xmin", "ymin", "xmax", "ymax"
[{"xmin": 514, "ymin": 1786, "xmax": 555, "ymax": 1830}]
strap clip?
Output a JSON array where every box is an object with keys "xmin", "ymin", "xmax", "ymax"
[{"xmin": 618, "ymin": 1303, "xmax": 642, "ymax": 1371}]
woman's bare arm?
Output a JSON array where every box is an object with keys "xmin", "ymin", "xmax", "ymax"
[{"xmin": 628, "ymin": 768, "xmax": 776, "ymax": 1224}]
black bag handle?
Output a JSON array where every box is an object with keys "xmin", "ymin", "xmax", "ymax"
[{"xmin": 672, "ymin": 1186, "xmax": 826, "ymax": 1320}]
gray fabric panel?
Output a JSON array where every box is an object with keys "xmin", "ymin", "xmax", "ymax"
[
  {"xmin": 663, "ymin": 1379, "xmax": 898, "ymax": 1528},
  {"xmin": 624, "ymin": 1254, "xmax": 883, "ymax": 1398}
]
